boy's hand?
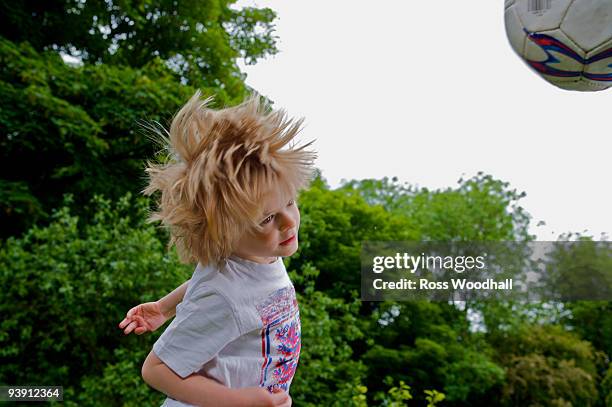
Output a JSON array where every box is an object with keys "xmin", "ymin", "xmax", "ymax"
[
  {"xmin": 118, "ymin": 301, "xmax": 168, "ymax": 335},
  {"xmin": 234, "ymin": 387, "xmax": 291, "ymax": 407}
]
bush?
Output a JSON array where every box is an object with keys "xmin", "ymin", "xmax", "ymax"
[{"xmin": 0, "ymin": 193, "xmax": 191, "ymax": 403}]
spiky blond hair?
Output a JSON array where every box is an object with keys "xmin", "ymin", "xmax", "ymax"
[{"xmin": 143, "ymin": 91, "xmax": 316, "ymax": 266}]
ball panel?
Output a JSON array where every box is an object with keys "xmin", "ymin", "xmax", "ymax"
[
  {"xmin": 505, "ymin": 7, "xmax": 528, "ymax": 57},
  {"xmin": 549, "ymin": 77, "xmax": 610, "ymax": 91},
  {"xmin": 514, "ymin": 0, "xmax": 574, "ymax": 32},
  {"xmin": 523, "ymin": 29, "xmax": 585, "ymax": 83},
  {"xmin": 547, "ymin": 78, "xmax": 582, "ymax": 90},
  {"xmin": 562, "ymin": 0, "xmax": 612, "ymax": 51},
  {"xmin": 582, "ymin": 38, "xmax": 612, "ymax": 90}
]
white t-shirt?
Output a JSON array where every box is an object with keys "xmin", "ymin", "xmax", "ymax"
[{"xmin": 153, "ymin": 256, "xmax": 301, "ymax": 407}]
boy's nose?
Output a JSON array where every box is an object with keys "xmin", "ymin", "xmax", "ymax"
[{"xmin": 279, "ymin": 212, "xmax": 296, "ymax": 231}]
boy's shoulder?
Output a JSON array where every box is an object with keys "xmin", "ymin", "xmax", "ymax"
[
  {"xmin": 184, "ymin": 257, "xmax": 295, "ymax": 330},
  {"xmin": 187, "ymin": 257, "xmax": 291, "ymax": 306}
]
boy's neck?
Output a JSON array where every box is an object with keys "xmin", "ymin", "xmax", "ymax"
[{"xmin": 233, "ymin": 254, "xmax": 278, "ymax": 264}]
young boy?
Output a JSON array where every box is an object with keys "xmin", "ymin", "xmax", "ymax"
[{"xmin": 118, "ymin": 91, "xmax": 315, "ymax": 407}]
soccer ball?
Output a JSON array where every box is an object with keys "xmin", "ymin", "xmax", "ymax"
[{"xmin": 505, "ymin": 0, "xmax": 612, "ymax": 91}]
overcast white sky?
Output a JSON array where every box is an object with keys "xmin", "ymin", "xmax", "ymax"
[{"xmin": 235, "ymin": 0, "xmax": 611, "ymax": 241}]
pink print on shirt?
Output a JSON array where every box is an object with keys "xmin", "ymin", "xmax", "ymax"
[{"xmin": 255, "ymin": 285, "xmax": 301, "ymax": 392}]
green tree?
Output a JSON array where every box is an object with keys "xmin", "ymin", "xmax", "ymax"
[
  {"xmin": 291, "ymin": 176, "xmax": 419, "ymax": 298},
  {"xmin": 489, "ymin": 324, "xmax": 601, "ymax": 406},
  {"xmin": 562, "ymin": 301, "xmax": 612, "ymax": 369},
  {"xmin": 0, "ymin": 193, "xmax": 190, "ymax": 401},
  {"xmin": 537, "ymin": 236, "xmax": 612, "ymax": 302},
  {"xmin": 0, "ymin": 193, "xmax": 370, "ymax": 406},
  {"xmin": 602, "ymin": 363, "xmax": 612, "ymax": 407},
  {"xmin": 341, "ymin": 172, "xmax": 532, "ymax": 242},
  {"xmin": 1, "ymin": 38, "xmax": 195, "ymax": 237},
  {"xmin": 1, "ymin": 0, "xmax": 279, "ymax": 239},
  {"xmin": 364, "ymin": 301, "xmax": 504, "ymax": 405},
  {"xmin": 2, "ymin": 177, "xmax": 609, "ymax": 406},
  {"xmin": 292, "ymin": 173, "xmax": 535, "ymax": 405},
  {"xmin": 288, "ymin": 264, "xmax": 370, "ymax": 407},
  {"xmin": 0, "ymin": 0, "xmax": 277, "ymax": 90},
  {"xmin": 299, "ymin": 173, "xmax": 533, "ymax": 299}
]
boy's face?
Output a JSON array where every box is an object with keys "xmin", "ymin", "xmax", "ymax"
[{"xmin": 233, "ymin": 189, "xmax": 300, "ymax": 264}]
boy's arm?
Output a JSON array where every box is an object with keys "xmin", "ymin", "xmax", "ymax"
[
  {"xmin": 157, "ymin": 280, "xmax": 190, "ymax": 319},
  {"xmin": 141, "ymin": 351, "xmax": 290, "ymax": 407}
]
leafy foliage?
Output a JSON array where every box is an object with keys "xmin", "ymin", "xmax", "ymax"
[
  {"xmin": 602, "ymin": 363, "xmax": 612, "ymax": 407},
  {"xmin": 0, "ymin": 0, "xmax": 277, "ymax": 88},
  {"xmin": 489, "ymin": 324, "xmax": 601, "ymax": 406},
  {"xmin": 0, "ymin": 179, "xmax": 610, "ymax": 406},
  {"xmin": 562, "ymin": 301, "xmax": 612, "ymax": 362},
  {"xmin": 0, "ymin": 194, "xmax": 190, "ymax": 401},
  {"xmin": 289, "ymin": 264, "xmax": 369, "ymax": 406},
  {"xmin": 1, "ymin": 38, "xmax": 212, "ymax": 237}
]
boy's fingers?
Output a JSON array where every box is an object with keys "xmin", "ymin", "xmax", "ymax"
[
  {"xmin": 118, "ymin": 317, "xmax": 134, "ymax": 329},
  {"xmin": 272, "ymin": 392, "xmax": 290, "ymax": 407},
  {"xmin": 120, "ymin": 306, "xmax": 140, "ymax": 329},
  {"xmin": 270, "ymin": 390, "xmax": 289, "ymax": 402},
  {"xmin": 123, "ymin": 321, "xmax": 137, "ymax": 335}
]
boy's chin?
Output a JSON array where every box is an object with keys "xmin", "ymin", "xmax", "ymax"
[{"xmin": 278, "ymin": 242, "xmax": 298, "ymax": 257}]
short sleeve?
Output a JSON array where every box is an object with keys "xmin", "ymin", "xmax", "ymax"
[{"xmin": 152, "ymin": 286, "xmax": 241, "ymax": 378}]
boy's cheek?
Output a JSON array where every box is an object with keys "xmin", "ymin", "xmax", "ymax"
[{"xmin": 294, "ymin": 213, "xmax": 301, "ymax": 230}]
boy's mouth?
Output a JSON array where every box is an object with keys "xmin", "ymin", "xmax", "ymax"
[{"xmin": 279, "ymin": 235, "xmax": 296, "ymax": 245}]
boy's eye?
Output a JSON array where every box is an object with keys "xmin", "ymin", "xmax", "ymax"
[
  {"xmin": 261, "ymin": 214, "xmax": 274, "ymax": 225},
  {"xmin": 260, "ymin": 199, "xmax": 294, "ymax": 225}
]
